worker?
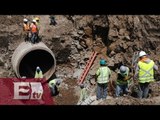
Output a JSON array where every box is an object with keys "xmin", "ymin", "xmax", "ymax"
[
  {"xmin": 48, "ymin": 78, "xmax": 62, "ymax": 96},
  {"xmin": 34, "ymin": 17, "xmax": 40, "ymax": 24},
  {"xmin": 33, "ymin": 17, "xmax": 40, "ymax": 42},
  {"xmin": 95, "ymin": 59, "xmax": 111, "ymax": 100},
  {"xmin": 34, "ymin": 66, "xmax": 43, "ymax": 78},
  {"xmin": 78, "ymin": 83, "xmax": 88, "ymax": 104},
  {"xmin": 34, "ymin": 17, "xmax": 40, "ymax": 42},
  {"xmin": 49, "ymin": 15, "xmax": 57, "ymax": 26},
  {"xmin": 115, "ymin": 65, "xmax": 132, "ymax": 97},
  {"xmin": 34, "ymin": 17, "xmax": 40, "ymax": 31},
  {"xmin": 30, "ymin": 19, "xmax": 39, "ymax": 44},
  {"xmin": 23, "ymin": 18, "xmax": 30, "ymax": 42},
  {"xmin": 134, "ymin": 51, "xmax": 159, "ymax": 99}
]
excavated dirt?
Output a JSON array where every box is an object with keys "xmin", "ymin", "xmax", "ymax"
[
  {"xmin": 0, "ymin": 15, "xmax": 160, "ymax": 105},
  {"xmin": 54, "ymin": 78, "xmax": 78, "ymax": 105}
]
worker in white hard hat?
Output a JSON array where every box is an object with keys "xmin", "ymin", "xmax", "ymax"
[
  {"xmin": 23, "ymin": 18, "xmax": 28, "ymax": 22},
  {"xmin": 30, "ymin": 19, "xmax": 39, "ymax": 44},
  {"xmin": 134, "ymin": 51, "xmax": 159, "ymax": 99},
  {"xmin": 23, "ymin": 18, "xmax": 30, "ymax": 42},
  {"xmin": 48, "ymin": 78, "xmax": 62, "ymax": 96},
  {"xmin": 35, "ymin": 66, "xmax": 43, "ymax": 79},
  {"xmin": 115, "ymin": 65, "xmax": 132, "ymax": 97}
]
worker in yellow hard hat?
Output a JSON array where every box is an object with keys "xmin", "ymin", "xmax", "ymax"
[
  {"xmin": 33, "ymin": 17, "xmax": 40, "ymax": 42},
  {"xmin": 34, "ymin": 17, "xmax": 40, "ymax": 29}
]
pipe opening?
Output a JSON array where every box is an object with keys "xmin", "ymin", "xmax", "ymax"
[
  {"xmin": 19, "ymin": 49, "xmax": 55, "ymax": 78},
  {"xmin": 12, "ymin": 42, "xmax": 56, "ymax": 80}
]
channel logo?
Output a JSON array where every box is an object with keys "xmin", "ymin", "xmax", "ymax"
[{"xmin": 13, "ymin": 82, "xmax": 43, "ymax": 100}]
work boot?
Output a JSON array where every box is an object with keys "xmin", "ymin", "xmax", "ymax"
[
  {"xmin": 102, "ymin": 97, "xmax": 106, "ymax": 100},
  {"xmin": 123, "ymin": 94, "xmax": 127, "ymax": 97}
]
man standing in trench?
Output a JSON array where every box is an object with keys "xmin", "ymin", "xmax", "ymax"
[
  {"xmin": 35, "ymin": 66, "xmax": 43, "ymax": 79},
  {"xmin": 134, "ymin": 51, "xmax": 159, "ymax": 98},
  {"xmin": 95, "ymin": 59, "xmax": 111, "ymax": 100}
]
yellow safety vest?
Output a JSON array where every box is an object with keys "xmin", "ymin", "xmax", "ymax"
[
  {"xmin": 34, "ymin": 71, "xmax": 43, "ymax": 78},
  {"xmin": 96, "ymin": 66, "xmax": 111, "ymax": 84},
  {"xmin": 138, "ymin": 60, "xmax": 154, "ymax": 83}
]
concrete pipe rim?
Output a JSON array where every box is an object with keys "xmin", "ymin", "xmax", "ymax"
[{"xmin": 12, "ymin": 43, "xmax": 56, "ymax": 80}]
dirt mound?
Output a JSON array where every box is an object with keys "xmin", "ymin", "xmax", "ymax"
[{"xmin": 98, "ymin": 96, "xmax": 160, "ymax": 105}]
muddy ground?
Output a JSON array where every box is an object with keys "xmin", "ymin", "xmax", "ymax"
[{"xmin": 0, "ymin": 15, "xmax": 159, "ymax": 105}]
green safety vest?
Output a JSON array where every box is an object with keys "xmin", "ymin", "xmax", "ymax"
[
  {"xmin": 34, "ymin": 71, "xmax": 43, "ymax": 78},
  {"xmin": 79, "ymin": 88, "xmax": 88, "ymax": 102},
  {"xmin": 96, "ymin": 66, "xmax": 111, "ymax": 84},
  {"xmin": 49, "ymin": 79, "xmax": 60, "ymax": 92},
  {"xmin": 116, "ymin": 67, "xmax": 130, "ymax": 85},
  {"xmin": 48, "ymin": 79, "xmax": 56, "ymax": 88},
  {"xmin": 138, "ymin": 60, "xmax": 154, "ymax": 83}
]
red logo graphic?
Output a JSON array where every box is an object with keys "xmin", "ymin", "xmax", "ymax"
[
  {"xmin": 0, "ymin": 78, "xmax": 54, "ymax": 105},
  {"xmin": 14, "ymin": 82, "xmax": 43, "ymax": 100}
]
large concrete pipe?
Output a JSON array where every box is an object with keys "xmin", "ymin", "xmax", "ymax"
[{"xmin": 11, "ymin": 42, "xmax": 56, "ymax": 80}]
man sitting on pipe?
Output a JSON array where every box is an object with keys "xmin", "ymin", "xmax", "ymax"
[{"xmin": 35, "ymin": 66, "xmax": 43, "ymax": 78}]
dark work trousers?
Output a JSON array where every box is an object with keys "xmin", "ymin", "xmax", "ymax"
[
  {"xmin": 138, "ymin": 82, "xmax": 150, "ymax": 99},
  {"xmin": 96, "ymin": 83, "xmax": 108, "ymax": 100},
  {"xmin": 115, "ymin": 84, "xmax": 128, "ymax": 97},
  {"xmin": 24, "ymin": 31, "xmax": 30, "ymax": 42},
  {"xmin": 50, "ymin": 85, "xmax": 59, "ymax": 96},
  {"xmin": 31, "ymin": 32, "xmax": 38, "ymax": 44}
]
